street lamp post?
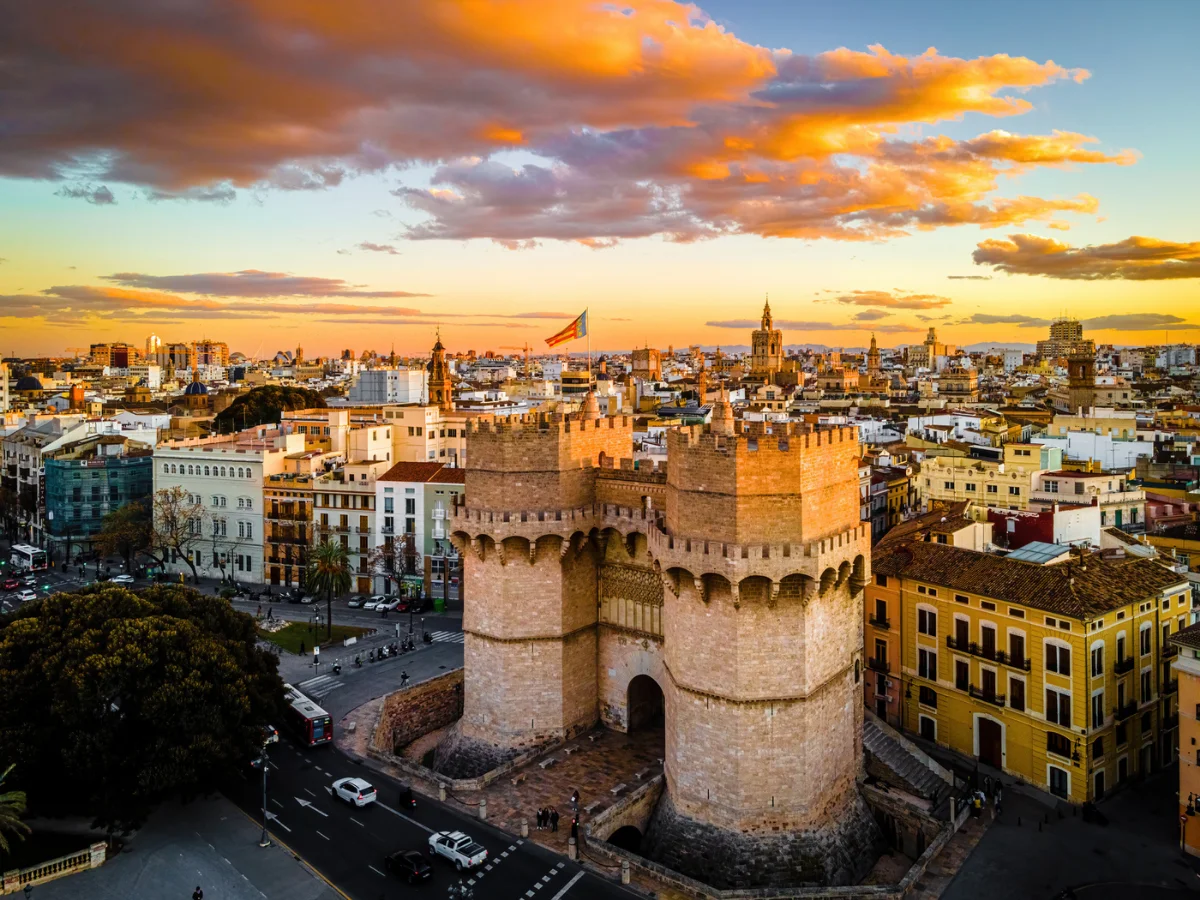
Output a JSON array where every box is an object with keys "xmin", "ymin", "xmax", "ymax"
[{"xmin": 255, "ymin": 742, "xmax": 271, "ymax": 847}]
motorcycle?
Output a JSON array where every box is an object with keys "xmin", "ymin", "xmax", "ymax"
[
  {"xmin": 354, "ymin": 655, "xmax": 362, "ymax": 668},
  {"xmin": 422, "ymin": 632, "xmax": 433, "ymax": 645},
  {"xmin": 332, "ymin": 661, "xmax": 342, "ymax": 675},
  {"xmin": 368, "ymin": 649, "xmax": 375, "ymax": 663}
]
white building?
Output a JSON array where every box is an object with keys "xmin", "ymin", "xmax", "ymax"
[
  {"xmin": 128, "ymin": 364, "xmax": 163, "ymax": 389},
  {"xmin": 0, "ymin": 363, "xmax": 9, "ymax": 413},
  {"xmin": 1000, "ymin": 349, "xmax": 1024, "ymax": 373},
  {"xmin": 348, "ymin": 369, "xmax": 427, "ymax": 405},
  {"xmin": 1031, "ymin": 431, "xmax": 1156, "ymax": 470},
  {"xmin": 153, "ymin": 429, "xmax": 304, "ymax": 583},
  {"xmin": 313, "ymin": 459, "xmax": 390, "ymax": 595}
]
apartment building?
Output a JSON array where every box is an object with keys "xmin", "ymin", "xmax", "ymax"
[
  {"xmin": 263, "ymin": 472, "xmax": 314, "ymax": 589},
  {"xmin": 279, "ymin": 408, "xmax": 393, "ymax": 461},
  {"xmin": 919, "ymin": 443, "xmax": 1062, "ymax": 511},
  {"xmin": 1170, "ymin": 623, "xmax": 1200, "ymax": 856},
  {"xmin": 866, "ymin": 519, "xmax": 1189, "ymax": 804},
  {"xmin": 153, "ymin": 430, "xmax": 302, "ymax": 583},
  {"xmin": 1030, "ymin": 470, "xmax": 1145, "ymax": 532},
  {"xmin": 375, "ymin": 462, "xmax": 465, "ymax": 598},
  {"xmin": 312, "ymin": 459, "xmax": 390, "ymax": 595},
  {"xmin": 381, "ymin": 405, "xmax": 468, "ymax": 466}
]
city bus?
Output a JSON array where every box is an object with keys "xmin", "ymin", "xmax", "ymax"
[
  {"xmin": 282, "ymin": 683, "xmax": 333, "ymax": 747},
  {"xmin": 10, "ymin": 545, "xmax": 48, "ymax": 573}
]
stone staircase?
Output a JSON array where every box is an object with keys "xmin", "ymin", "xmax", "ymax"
[{"xmin": 863, "ymin": 713, "xmax": 955, "ymax": 807}]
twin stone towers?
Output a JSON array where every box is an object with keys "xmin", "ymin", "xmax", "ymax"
[{"xmin": 447, "ymin": 400, "xmax": 878, "ymax": 886}]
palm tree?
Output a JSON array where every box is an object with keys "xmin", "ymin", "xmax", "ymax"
[
  {"xmin": 0, "ymin": 764, "xmax": 30, "ymax": 855},
  {"xmin": 307, "ymin": 539, "xmax": 351, "ymax": 640}
]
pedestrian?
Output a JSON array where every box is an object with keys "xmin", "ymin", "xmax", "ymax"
[
  {"xmin": 300, "ymin": 639, "xmax": 306, "ymax": 655},
  {"xmin": 536, "ymin": 808, "xmax": 545, "ymax": 830},
  {"xmin": 995, "ymin": 797, "xmax": 1003, "ymax": 818},
  {"xmin": 550, "ymin": 808, "xmax": 559, "ymax": 833},
  {"xmin": 982, "ymin": 774, "xmax": 992, "ymax": 795},
  {"xmin": 570, "ymin": 789, "xmax": 580, "ymax": 812},
  {"xmin": 267, "ymin": 605, "xmax": 274, "ymax": 621},
  {"xmin": 257, "ymin": 604, "xmax": 263, "ymax": 618},
  {"xmin": 193, "ymin": 887, "xmax": 204, "ymax": 900}
]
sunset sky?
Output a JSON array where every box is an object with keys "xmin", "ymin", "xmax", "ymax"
[{"xmin": 2, "ymin": 0, "xmax": 1198, "ymax": 358}]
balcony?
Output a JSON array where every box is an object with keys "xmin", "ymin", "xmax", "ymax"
[
  {"xmin": 1114, "ymin": 701, "xmax": 1138, "ymax": 722},
  {"xmin": 868, "ymin": 614, "xmax": 891, "ymax": 630},
  {"xmin": 1164, "ymin": 713, "xmax": 1180, "ymax": 730},
  {"xmin": 968, "ymin": 685, "xmax": 1006, "ymax": 707},
  {"xmin": 1046, "ymin": 732, "xmax": 1077, "ymax": 762},
  {"xmin": 867, "ymin": 657, "xmax": 890, "ymax": 674},
  {"xmin": 946, "ymin": 635, "xmax": 1031, "ymax": 671},
  {"xmin": 1114, "ymin": 656, "xmax": 1135, "ymax": 675},
  {"xmin": 381, "ymin": 524, "xmax": 395, "ymax": 535},
  {"xmin": 1163, "ymin": 644, "xmax": 1179, "ymax": 659},
  {"xmin": 1165, "ymin": 678, "xmax": 1179, "ymax": 695}
]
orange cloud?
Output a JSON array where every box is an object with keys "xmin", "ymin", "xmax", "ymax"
[
  {"xmin": 2, "ymin": 1, "xmax": 1128, "ymax": 245},
  {"xmin": 973, "ymin": 234, "xmax": 1200, "ymax": 279},
  {"xmin": 830, "ymin": 290, "xmax": 953, "ymax": 310}
]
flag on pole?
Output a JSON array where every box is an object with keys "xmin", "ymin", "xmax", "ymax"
[{"xmin": 545, "ymin": 310, "xmax": 588, "ymax": 348}]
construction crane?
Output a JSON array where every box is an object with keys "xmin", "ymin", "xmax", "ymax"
[
  {"xmin": 500, "ymin": 343, "xmax": 532, "ymax": 378},
  {"xmin": 64, "ymin": 347, "xmax": 87, "ymax": 360}
]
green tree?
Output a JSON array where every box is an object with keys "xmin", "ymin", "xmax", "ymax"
[
  {"xmin": 307, "ymin": 540, "xmax": 351, "ymax": 640},
  {"xmin": 213, "ymin": 386, "xmax": 325, "ymax": 434},
  {"xmin": 0, "ymin": 584, "xmax": 284, "ymax": 835},
  {"xmin": 0, "ymin": 764, "xmax": 30, "ymax": 855},
  {"xmin": 95, "ymin": 500, "xmax": 152, "ymax": 572}
]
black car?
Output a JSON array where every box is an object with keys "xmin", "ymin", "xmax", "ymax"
[{"xmin": 384, "ymin": 849, "xmax": 433, "ymax": 884}]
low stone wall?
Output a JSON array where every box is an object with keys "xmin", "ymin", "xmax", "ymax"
[
  {"xmin": 587, "ymin": 776, "xmax": 663, "ymax": 842},
  {"xmin": 584, "ymin": 778, "xmax": 969, "ymax": 900},
  {"xmin": 2, "ymin": 841, "xmax": 106, "ymax": 894},
  {"xmin": 374, "ymin": 669, "xmax": 464, "ymax": 753}
]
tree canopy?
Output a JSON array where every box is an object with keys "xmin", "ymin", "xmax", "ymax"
[
  {"xmin": 307, "ymin": 540, "xmax": 352, "ymax": 639},
  {"xmin": 0, "ymin": 585, "xmax": 284, "ymax": 834},
  {"xmin": 95, "ymin": 499, "xmax": 152, "ymax": 571},
  {"xmin": 213, "ymin": 385, "xmax": 325, "ymax": 433}
]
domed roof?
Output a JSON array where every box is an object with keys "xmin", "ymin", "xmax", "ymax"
[
  {"xmin": 183, "ymin": 380, "xmax": 209, "ymax": 396},
  {"xmin": 15, "ymin": 375, "xmax": 43, "ymax": 392}
]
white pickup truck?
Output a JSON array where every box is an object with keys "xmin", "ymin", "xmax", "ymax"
[{"xmin": 427, "ymin": 831, "xmax": 488, "ymax": 871}]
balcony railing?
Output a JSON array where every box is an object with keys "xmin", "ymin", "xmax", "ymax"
[
  {"xmin": 1164, "ymin": 678, "xmax": 1179, "ymax": 695},
  {"xmin": 1114, "ymin": 701, "xmax": 1138, "ymax": 722},
  {"xmin": 946, "ymin": 635, "xmax": 1031, "ymax": 671},
  {"xmin": 1114, "ymin": 656, "xmax": 1135, "ymax": 675},
  {"xmin": 1163, "ymin": 644, "xmax": 1179, "ymax": 659},
  {"xmin": 868, "ymin": 615, "xmax": 891, "ymax": 630},
  {"xmin": 867, "ymin": 657, "xmax": 890, "ymax": 674},
  {"xmin": 968, "ymin": 685, "xmax": 1006, "ymax": 707}
]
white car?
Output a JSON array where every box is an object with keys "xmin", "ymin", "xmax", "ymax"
[
  {"xmin": 377, "ymin": 598, "xmax": 401, "ymax": 612},
  {"xmin": 428, "ymin": 831, "xmax": 488, "ymax": 871},
  {"xmin": 332, "ymin": 777, "xmax": 377, "ymax": 808},
  {"xmin": 111, "ymin": 574, "xmax": 135, "ymax": 584},
  {"xmin": 16, "ymin": 590, "xmax": 36, "ymax": 603},
  {"xmin": 362, "ymin": 595, "xmax": 389, "ymax": 611}
]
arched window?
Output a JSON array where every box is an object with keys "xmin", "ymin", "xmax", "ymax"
[
  {"xmin": 245, "ymin": 468, "xmax": 252, "ymax": 479},
  {"xmin": 220, "ymin": 466, "xmax": 226, "ymax": 477},
  {"xmin": 237, "ymin": 467, "xmax": 244, "ymax": 478},
  {"xmin": 187, "ymin": 465, "xmax": 194, "ymax": 475},
  {"xmin": 163, "ymin": 463, "xmax": 169, "ymax": 473},
  {"xmin": 203, "ymin": 466, "xmax": 210, "ymax": 476}
]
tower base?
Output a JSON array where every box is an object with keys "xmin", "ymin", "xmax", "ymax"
[{"xmin": 641, "ymin": 788, "xmax": 883, "ymax": 889}]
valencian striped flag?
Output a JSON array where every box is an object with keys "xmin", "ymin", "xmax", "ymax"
[{"xmin": 545, "ymin": 310, "xmax": 587, "ymax": 348}]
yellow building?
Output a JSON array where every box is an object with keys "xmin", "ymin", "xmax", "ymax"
[
  {"xmin": 1170, "ymin": 623, "xmax": 1200, "ymax": 856},
  {"xmin": 263, "ymin": 473, "xmax": 314, "ymax": 588},
  {"xmin": 873, "ymin": 536, "xmax": 1188, "ymax": 803},
  {"xmin": 919, "ymin": 443, "xmax": 1062, "ymax": 511}
]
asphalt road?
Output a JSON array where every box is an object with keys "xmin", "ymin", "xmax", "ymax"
[{"xmin": 228, "ymin": 709, "xmax": 635, "ymax": 900}]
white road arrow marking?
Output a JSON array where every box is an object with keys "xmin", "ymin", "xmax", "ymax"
[
  {"xmin": 295, "ymin": 797, "xmax": 329, "ymax": 817},
  {"xmin": 264, "ymin": 811, "xmax": 291, "ymax": 833}
]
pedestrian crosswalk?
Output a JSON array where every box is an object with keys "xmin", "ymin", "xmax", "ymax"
[
  {"xmin": 429, "ymin": 630, "xmax": 465, "ymax": 644},
  {"xmin": 297, "ymin": 674, "xmax": 344, "ymax": 699}
]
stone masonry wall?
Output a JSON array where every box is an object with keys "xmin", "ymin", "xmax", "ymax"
[{"xmin": 375, "ymin": 669, "xmax": 464, "ymax": 753}]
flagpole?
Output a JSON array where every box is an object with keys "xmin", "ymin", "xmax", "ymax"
[{"xmin": 586, "ymin": 307, "xmax": 591, "ymax": 382}]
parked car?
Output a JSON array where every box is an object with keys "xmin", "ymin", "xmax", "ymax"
[
  {"xmin": 384, "ymin": 849, "xmax": 433, "ymax": 884},
  {"xmin": 21, "ymin": 574, "xmax": 36, "ymax": 586},
  {"xmin": 428, "ymin": 831, "xmax": 488, "ymax": 871},
  {"xmin": 346, "ymin": 595, "xmax": 366, "ymax": 608},
  {"xmin": 332, "ymin": 777, "xmax": 377, "ymax": 808},
  {"xmin": 111, "ymin": 574, "xmax": 135, "ymax": 584},
  {"xmin": 1, "ymin": 578, "xmax": 18, "ymax": 592},
  {"xmin": 261, "ymin": 724, "xmax": 279, "ymax": 745},
  {"xmin": 16, "ymin": 589, "xmax": 37, "ymax": 603},
  {"xmin": 298, "ymin": 594, "xmax": 315, "ymax": 605},
  {"xmin": 377, "ymin": 598, "xmax": 401, "ymax": 612},
  {"xmin": 362, "ymin": 595, "xmax": 388, "ymax": 611},
  {"xmin": 398, "ymin": 595, "xmax": 430, "ymax": 614}
]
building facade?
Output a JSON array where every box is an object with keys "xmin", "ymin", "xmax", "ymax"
[
  {"xmin": 43, "ymin": 435, "xmax": 154, "ymax": 559},
  {"xmin": 920, "ymin": 443, "xmax": 1062, "ymax": 511},
  {"xmin": 1170, "ymin": 624, "xmax": 1200, "ymax": 856},
  {"xmin": 347, "ymin": 368, "xmax": 428, "ymax": 405},
  {"xmin": 313, "ymin": 460, "xmax": 389, "ymax": 595},
  {"xmin": 750, "ymin": 298, "xmax": 783, "ymax": 380},
  {"xmin": 1037, "ymin": 318, "xmax": 1092, "ymax": 360},
  {"xmin": 263, "ymin": 472, "xmax": 314, "ymax": 588},
  {"xmin": 376, "ymin": 462, "xmax": 465, "ymax": 597},
  {"xmin": 868, "ymin": 531, "xmax": 1188, "ymax": 804}
]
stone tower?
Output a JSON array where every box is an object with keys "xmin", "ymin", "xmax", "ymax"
[
  {"xmin": 750, "ymin": 297, "xmax": 783, "ymax": 380},
  {"xmin": 867, "ymin": 333, "xmax": 881, "ymax": 376},
  {"xmin": 451, "ymin": 408, "xmax": 877, "ymax": 887},
  {"xmin": 428, "ymin": 332, "xmax": 454, "ymax": 413},
  {"xmin": 1067, "ymin": 340, "xmax": 1097, "ymax": 414}
]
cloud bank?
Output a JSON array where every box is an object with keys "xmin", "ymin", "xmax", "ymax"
[{"xmin": 973, "ymin": 234, "xmax": 1200, "ymax": 279}]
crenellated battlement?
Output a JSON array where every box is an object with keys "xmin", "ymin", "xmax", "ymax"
[
  {"xmin": 465, "ymin": 413, "xmax": 633, "ymax": 436},
  {"xmin": 675, "ymin": 422, "xmax": 859, "ymax": 451}
]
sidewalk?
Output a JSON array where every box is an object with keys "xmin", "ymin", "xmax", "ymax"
[{"xmin": 31, "ymin": 796, "xmax": 342, "ymax": 900}]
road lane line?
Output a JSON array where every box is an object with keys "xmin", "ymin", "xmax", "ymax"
[
  {"xmin": 316, "ymin": 830, "xmax": 330, "ymax": 840},
  {"xmin": 350, "ymin": 816, "xmax": 365, "ymax": 827},
  {"xmin": 376, "ymin": 800, "xmax": 434, "ymax": 833},
  {"xmin": 548, "ymin": 871, "xmax": 584, "ymax": 900},
  {"xmin": 369, "ymin": 865, "xmax": 386, "ymax": 877},
  {"xmin": 304, "ymin": 788, "xmax": 316, "ymax": 798},
  {"xmin": 270, "ymin": 799, "xmax": 284, "ymax": 808},
  {"xmin": 542, "ymin": 875, "xmax": 552, "ymax": 883}
]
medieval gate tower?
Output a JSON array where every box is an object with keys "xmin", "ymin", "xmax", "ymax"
[{"xmin": 451, "ymin": 395, "xmax": 877, "ymax": 885}]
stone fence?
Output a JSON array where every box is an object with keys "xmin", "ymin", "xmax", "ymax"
[
  {"xmin": 375, "ymin": 668, "xmax": 464, "ymax": 752},
  {"xmin": 2, "ymin": 841, "xmax": 106, "ymax": 894},
  {"xmin": 583, "ymin": 777, "xmax": 970, "ymax": 900}
]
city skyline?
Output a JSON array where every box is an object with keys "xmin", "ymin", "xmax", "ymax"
[{"xmin": 2, "ymin": 0, "xmax": 1198, "ymax": 356}]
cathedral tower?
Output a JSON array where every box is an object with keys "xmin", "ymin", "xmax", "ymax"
[
  {"xmin": 750, "ymin": 297, "xmax": 783, "ymax": 380},
  {"xmin": 428, "ymin": 332, "xmax": 454, "ymax": 413}
]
